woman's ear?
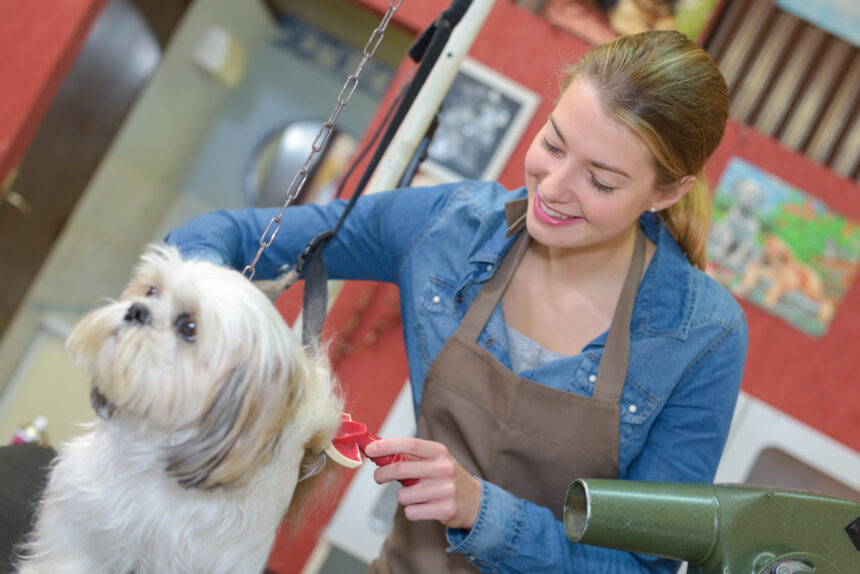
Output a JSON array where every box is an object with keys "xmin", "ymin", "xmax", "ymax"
[{"xmin": 653, "ymin": 175, "xmax": 696, "ymax": 211}]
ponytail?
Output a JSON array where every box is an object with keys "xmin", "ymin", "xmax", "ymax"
[{"xmin": 659, "ymin": 172, "xmax": 711, "ymax": 270}]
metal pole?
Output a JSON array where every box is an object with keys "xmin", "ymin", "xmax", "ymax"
[{"xmin": 365, "ymin": 0, "xmax": 497, "ymax": 195}]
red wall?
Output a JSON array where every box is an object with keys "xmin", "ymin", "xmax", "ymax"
[{"xmin": 0, "ymin": 0, "xmax": 108, "ymax": 186}]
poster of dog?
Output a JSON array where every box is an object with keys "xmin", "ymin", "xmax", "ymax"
[{"xmin": 706, "ymin": 157, "xmax": 860, "ymax": 338}]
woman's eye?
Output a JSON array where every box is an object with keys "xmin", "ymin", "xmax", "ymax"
[
  {"xmin": 540, "ymin": 137, "xmax": 561, "ymax": 155},
  {"xmin": 175, "ymin": 314, "xmax": 196, "ymax": 342},
  {"xmin": 590, "ymin": 176, "xmax": 614, "ymax": 193},
  {"xmin": 146, "ymin": 286, "xmax": 157, "ymax": 297}
]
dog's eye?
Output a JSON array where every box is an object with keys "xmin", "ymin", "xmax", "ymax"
[
  {"xmin": 146, "ymin": 286, "xmax": 158, "ymax": 297},
  {"xmin": 176, "ymin": 314, "xmax": 196, "ymax": 342}
]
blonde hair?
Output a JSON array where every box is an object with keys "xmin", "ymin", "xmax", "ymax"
[{"xmin": 562, "ymin": 31, "xmax": 728, "ymax": 270}]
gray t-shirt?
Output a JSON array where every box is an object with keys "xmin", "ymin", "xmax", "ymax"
[{"xmin": 506, "ymin": 324, "xmax": 567, "ymax": 373}]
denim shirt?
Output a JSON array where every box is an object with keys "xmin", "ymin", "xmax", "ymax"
[{"xmin": 165, "ymin": 180, "xmax": 748, "ymax": 573}]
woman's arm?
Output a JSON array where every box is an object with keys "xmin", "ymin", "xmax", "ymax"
[
  {"xmin": 163, "ymin": 184, "xmax": 456, "ymax": 282},
  {"xmin": 625, "ymin": 313, "xmax": 747, "ymax": 483}
]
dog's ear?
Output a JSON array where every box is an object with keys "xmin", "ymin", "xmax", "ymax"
[{"xmin": 165, "ymin": 361, "xmax": 296, "ymax": 490}]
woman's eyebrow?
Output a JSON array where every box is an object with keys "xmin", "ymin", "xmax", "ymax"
[
  {"xmin": 549, "ymin": 115, "xmax": 631, "ymax": 179},
  {"xmin": 591, "ymin": 160, "xmax": 631, "ymax": 179},
  {"xmin": 548, "ymin": 116, "xmax": 566, "ymax": 144}
]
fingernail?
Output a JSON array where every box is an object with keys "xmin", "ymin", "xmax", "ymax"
[{"xmin": 365, "ymin": 442, "xmax": 378, "ymax": 456}]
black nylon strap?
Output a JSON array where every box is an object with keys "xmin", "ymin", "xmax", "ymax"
[{"xmin": 301, "ymin": 244, "xmax": 328, "ymax": 351}]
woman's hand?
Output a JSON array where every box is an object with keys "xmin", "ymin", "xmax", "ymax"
[{"xmin": 365, "ymin": 437, "xmax": 482, "ymax": 530}]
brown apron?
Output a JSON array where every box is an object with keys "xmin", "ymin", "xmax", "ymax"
[{"xmin": 369, "ymin": 208, "xmax": 646, "ymax": 573}]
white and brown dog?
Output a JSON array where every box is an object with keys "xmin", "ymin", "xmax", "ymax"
[{"xmin": 16, "ymin": 245, "xmax": 343, "ymax": 574}]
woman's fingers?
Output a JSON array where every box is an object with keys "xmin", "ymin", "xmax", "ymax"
[
  {"xmin": 366, "ymin": 437, "xmax": 444, "ymax": 460},
  {"xmin": 372, "ymin": 457, "xmax": 452, "ymax": 489},
  {"xmin": 366, "ymin": 437, "xmax": 481, "ymax": 529},
  {"xmin": 368, "ymin": 438, "xmax": 452, "ymax": 484}
]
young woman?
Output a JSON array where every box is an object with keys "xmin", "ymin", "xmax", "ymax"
[{"xmin": 166, "ymin": 30, "xmax": 747, "ymax": 573}]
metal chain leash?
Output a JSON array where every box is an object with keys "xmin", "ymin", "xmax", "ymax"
[{"xmin": 243, "ymin": 0, "xmax": 403, "ymax": 280}]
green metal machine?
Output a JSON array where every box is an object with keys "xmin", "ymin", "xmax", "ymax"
[{"xmin": 564, "ymin": 479, "xmax": 860, "ymax": 573}]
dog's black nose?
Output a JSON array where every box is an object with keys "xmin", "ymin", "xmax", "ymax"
[{"xmin": 124, "ymin": 302, "xmax": 150, "ymax": 325}]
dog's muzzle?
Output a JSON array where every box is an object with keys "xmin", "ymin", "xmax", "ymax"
[{"xmin": 124, "ymin": 302, "xmax": 151, "ymax": 325}]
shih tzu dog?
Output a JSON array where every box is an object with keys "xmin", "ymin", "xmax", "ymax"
[{"xmin": 16, "ymin": 245, "xmax": 343, "ymax": 574}]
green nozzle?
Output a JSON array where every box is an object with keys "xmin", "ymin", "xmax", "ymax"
[{"xmin": 564, "ymin": 478, "xmax": 860, "ymax": 573}]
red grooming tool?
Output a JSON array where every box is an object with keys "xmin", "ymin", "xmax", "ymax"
[{"xmin": 325, "ymin": 413, "xmax": 417, "ymax": 486}]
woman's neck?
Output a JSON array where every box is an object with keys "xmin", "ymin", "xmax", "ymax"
[
  {"xmin": 528, "ymin": 224, "xmax": 640, "ymax": 294},
  {"xmin": 503, "ymin": 223, "xmax": 648, "ymax": 355}
]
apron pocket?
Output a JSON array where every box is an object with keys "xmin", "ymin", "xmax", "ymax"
[
  {"xmin": 486, "ymin": 381, "xmax": 621, "ymax": 520},
  {"xmin": 489, "ymin": 424, "xmax": 619, "ymax": 521}
]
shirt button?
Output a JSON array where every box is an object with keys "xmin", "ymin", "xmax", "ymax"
[
  {"xmin": 456, "ymin": 294, "xmax": 464, "ymax": 303},
  {"xmin": 628, "ymin": 404, "xmax": 638, "ymax": 414},
  {"xmin": 432, "ymin": 295, "xmax": 441, "ymax": 304},
  {"xmin": 486, "ymin": 264, "xmax": 493, "ymax": 272},
  {"xmin": 588, "ymin": 374, "xmax": 597, "ymax": 383},
  {"xmin": 486, "ymin": 336, "xmax": 494, "ymax": 347}
]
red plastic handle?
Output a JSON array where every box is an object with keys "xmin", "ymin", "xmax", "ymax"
[
  {"xmin": 363, "ymin": 432, "xmax": 417, "ymax": 486},
  {"xmin": 331, "ymin": 414, "xmax": 418, "ymax": 486}
]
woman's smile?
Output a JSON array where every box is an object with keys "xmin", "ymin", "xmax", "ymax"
[{"xmin": 533, "ymin": 191, "xmax": 583, "ymax": 226}]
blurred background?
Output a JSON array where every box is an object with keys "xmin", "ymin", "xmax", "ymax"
[{"xmin": 0, "ymin": 1, "xmax": 857, "ymax": 572}]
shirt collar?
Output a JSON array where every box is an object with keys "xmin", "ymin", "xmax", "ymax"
[
  {"xmin": 504, "ymin": 197, "xmax": 528, "ymax": 237},
  {"xmin": 634, "ymin": 212, "xmax": 695, "ymax": 340}
]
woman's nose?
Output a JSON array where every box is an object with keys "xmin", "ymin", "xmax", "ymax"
[{"xmin": 539, "ymin": 168, "xmax": 575, "ymax": 203}]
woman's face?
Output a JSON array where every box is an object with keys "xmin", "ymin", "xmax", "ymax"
[{"xmin": 524, "ymin": 78, "xmax": 667, "ymax": 251}]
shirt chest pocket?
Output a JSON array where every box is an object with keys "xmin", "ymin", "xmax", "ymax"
[
  {"xmin": 571, "ymin": 356, "xmax": 660, "ymax": 454},
  {"xmin": 417, "ymin": 277, "xmax": 462, "ymax": 364},
  {"xmin": 618, "ymin": 375, "xmax": 660, "ymax": 460}
]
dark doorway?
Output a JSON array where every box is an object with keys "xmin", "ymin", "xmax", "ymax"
[{"xmin": 0, "ymin": 0, "xmax": 191, "ymax": 340}]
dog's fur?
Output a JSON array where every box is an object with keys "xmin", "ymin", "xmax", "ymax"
[{"xmin": 16, "ymin": 245, "xmax": 343, "ymax": 574}]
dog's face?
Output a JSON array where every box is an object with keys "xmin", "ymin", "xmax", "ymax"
[{"xmin": 67, "ymin": 245, "xmax": 320, "ymax": 489}]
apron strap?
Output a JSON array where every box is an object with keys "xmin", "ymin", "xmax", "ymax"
[
  {"xmin": 593, "ymin": 225, "xmax": 645, "ymax": 403},
  {"xmin": 458, "ymin": 232, "xmax": 530, "ymax": 341}
]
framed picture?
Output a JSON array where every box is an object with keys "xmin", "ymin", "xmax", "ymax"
[
  {"xmin": 419, "ymin": 58, "xmax": 540, "ymax": 183},
  {"xmin": 706, "ymin": 157, "xmax": 860, "ymax": 338}
]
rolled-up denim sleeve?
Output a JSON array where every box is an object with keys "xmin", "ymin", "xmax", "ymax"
[
  {"xmin": 163, "ymin": 204, "xmax": 343, "ymax": 277},
  {"xmin": 445, "ymin": 480, "xmax": 679, "ymax": 573},
  {"xmin": 163, "ymin": 185, "xmax": 456, "ymax": 281}
]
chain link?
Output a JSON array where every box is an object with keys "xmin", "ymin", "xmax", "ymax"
[{"xmin": 243, "ymin": 0, "xmax": 404, "ymax": 280}]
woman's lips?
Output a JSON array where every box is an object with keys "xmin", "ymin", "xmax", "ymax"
[{"xmin": 533, "ymin": 192, "xmax": 583, "ymax": 226}]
